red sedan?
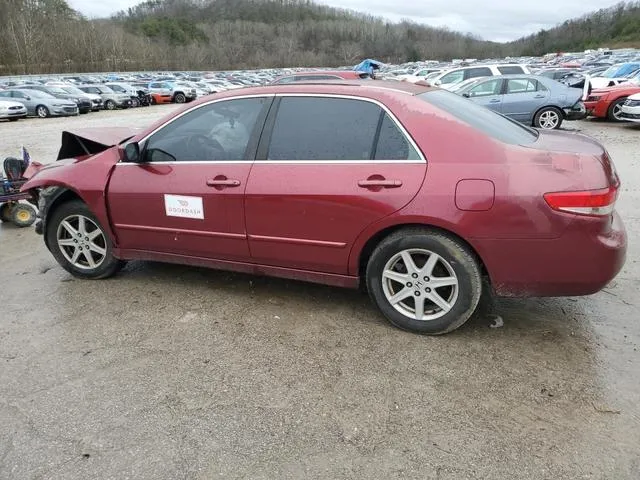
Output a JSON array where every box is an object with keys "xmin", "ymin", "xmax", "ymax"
[
  {"xmin": 585, "ymin": 83, "xmax": 640, "ymax": 121},
  {"xmin": 22, "ymin": 81, "xmax": 626, "ymax": 335}
]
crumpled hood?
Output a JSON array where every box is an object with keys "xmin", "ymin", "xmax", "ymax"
[{"xmin": 57, "ymin": 127, "xmax": 139, "ymax": 160}]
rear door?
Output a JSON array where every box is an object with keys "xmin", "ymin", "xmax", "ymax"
[
  {"xmin": 501, "ymin": 78, "xmax": 549, "ymax": 123},
  {"xmin": 107, "ymin": 96, "xmax": 271, "ymax": 261},
  {"xmin": 244, "ymin": 95, "xmax": 426, "ymax": 274},
  {"xmin": 466, "ymin": 78, "xmax": 504, "ymax": 113}
]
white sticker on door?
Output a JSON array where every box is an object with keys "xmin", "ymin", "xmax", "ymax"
[{"xmin": 164, "ymin": 194, "xmax": 204, "ymax": 220}]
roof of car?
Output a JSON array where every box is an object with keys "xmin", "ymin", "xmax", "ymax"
[{"xmin": 234, "ymin": 80, "xmax": 433, "ymax": 96}]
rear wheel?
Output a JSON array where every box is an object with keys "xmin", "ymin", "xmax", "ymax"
[
  {"xmin": 607, "ymin": 98, "xmax": 627, "ymax": 122},
  {"xmin": 366, "ymin": 228, "xmax": 482, "ymax": 335},
  {"xmin": 533, "ymin": 107, "xmax": 563, "ymax": 129},
  {"xmin": 46, "ymin": 200, "xmax": 124, "ymax": 279},
  {"xmin": 11, "ymin": 203, "xmax": 36, "ymax": 227}
]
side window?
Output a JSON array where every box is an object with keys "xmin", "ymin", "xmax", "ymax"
[
  {"xmin": 149, "ymin": 83, "xmax": 160, "ymax": 89},
  {"xmin": 13, "ymin": 92, "xmax": 26, "ymax": 99},
  {"xmin": 506, "ymin": 79, "xmax": 537, "ymax": 94},
  {"xmin": 374, "ymin": 114, "xmax": 419, "ymax": 160},
  {"xmin": 439, "ymin": 70, "xmax": 464, "ymax": 85},
  {"xmin": 536, "ymin": 81, "xmax": 549, "ymax": 92},
  {"xmin": 144, "ymin": 97, "xmax": 267, "ymax": 162},
  {"xmin": 267, "ymin": 97, "xmax": 380, "ymax": 161},
  {"xmin": 468, "ymin": 79, "xmax": 502, "ymax": 97},
  {"xmin": 464, "ymin": 67, "xmax": 493, "ymax": 80},
  {"xmin": 498, "ymin": 66, "xmax": 525, "ymax": 75},
  {"xmin": 0, "ymin": 91, "xmax": 10, "ymax": 98}
]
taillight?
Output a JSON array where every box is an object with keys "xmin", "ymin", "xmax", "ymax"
[{"xmin": 544, "ymin": 185, "xmax": 618, "ymax": 216}]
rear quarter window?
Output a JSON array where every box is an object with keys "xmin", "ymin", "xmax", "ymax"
[{"xmin": 419, "ymin": 90, "xmax": 538, "ymax": 145}]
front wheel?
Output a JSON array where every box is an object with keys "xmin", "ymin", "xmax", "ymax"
[
  {"xmin": 46, "ymin": 200, "xmax": 124, "ymax": 279},
  {"xmin": 174, "ymin": 93, "xmax": 186, "ymax": 103},
  {"xmin": 366, "ymin": 228, "xmax": 482, "ymax": 335},
  {"xmin": 607, "ymin": 98, "xmax": 627, "ymax": 122},
  {"xmin": 104, "ymin": 100, "xmax": 116, "ymax": 110},
  {"xmin": 36, "ymin": 105, "xmax": 50, "ymax": 118},
  {"xmin": 131, "ymin": 97, "xmax": 140, "ymax": 107},
  {"xmin": 533, "ymin": 107, "xmax": 563, "ymax": 129}
]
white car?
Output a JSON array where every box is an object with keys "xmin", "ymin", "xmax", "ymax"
[
  {"xmin": 397, "ymin": 68, "xmax": 444, "ymax": 83},
  {"xmin": 427, "ymin": 64, "xmax": 531, "ymax": 90},
  {"xmin": 620, "ymin": 93, "xmax": 640, "ymax": 123},
  {"xmin": 0, "ymin": 99, "xmax": 27, "ymax": 121}
]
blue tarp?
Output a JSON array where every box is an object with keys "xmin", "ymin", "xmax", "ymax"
[{"xmin": 354, "ymin": 59, "xmax": 384, "ymax": 75}]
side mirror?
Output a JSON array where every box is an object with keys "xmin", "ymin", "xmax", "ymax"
[
  {"xmin": 123, "ymin": 142, "xmax": 140, "ymax": 163},
  {"xmin": 433, "ymin": 80, "xmax": 442, "ymax": 86},
  {"xmin": 462, "ymin": 93, "xmax": 470, "ymax": 98},
  {"xmin": 25, "ymin": 96, "xmax": 31, "ymax": 100}
]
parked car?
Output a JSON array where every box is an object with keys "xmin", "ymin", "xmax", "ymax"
[
  {"xmin": 0, "ymin": 89, "xmax": 78, "ymax": 117},
  {"xmin": 427, "ymin": 64, "xmax": 531, "ymax": 89},
  {"xmin": 131, "ymin": 82, "xmax": 171, "ymax": 104},
  {"xmin": 60, "ymin": 85, "xmax": 103, "ymax": 111},
  {"xmin": 76, "ymin": 85, "xmax": 132, "ymax": 110},
  {"xmin": 598, "ymin": 62, "xmax": 640, "ymax": 78},
  {"xmin": 147, "ymin": 81, "xmax": 196, "ymax": 103},
  {"xmin": 21, "ymin": 81, "xmax": 625, "ymax": 335},
  {"xmin": 19, "ymin": 85, "xmax": 92, "ymax": 114},
  {"xmin": 620, "ymin": 93, "xmax": 640, "ymax": 122},
  {"xmin": 0, "ymin": 99, "xmax": 27, "ymax": 121},
  {"xmin": 105, "ymin": 82, "xmax": 152, "ymax": 107},
  {"xmin": 585, "ymin": 84, "xmax": 640, "ymax": 121},
  {"xmin": 455, "ymin": 75, "xmax": 585, "ymax": 129},
  {"xmin": 271, "ymin": 71, "xmax": 370, "ymax": 84}
]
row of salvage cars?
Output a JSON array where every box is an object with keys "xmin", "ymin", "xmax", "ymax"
[{"xmin": 0, "ymin": 80, "xmax": 212, "ymax": 121}]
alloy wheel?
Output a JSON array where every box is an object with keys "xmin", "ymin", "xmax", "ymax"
[
  {"xmin": 56, "ymin": 214, "xmax": 107, "ymax": 270},
  {"xmin": 612, "ymin": 104, "xmax": 624, "ymax": 121},
  {"xmin": 381, "ymin": 248, "xmax": 459, "ymax": 321},
  {"xmin": 538, "ymin": 110, "xmax": 560, "ymax": 129},
  {"xmin": 37, "ymin": 106, "xmax": 48, "ymax": 118}
]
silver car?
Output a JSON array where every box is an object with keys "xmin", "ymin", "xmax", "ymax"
[
  {"xmin": 0, "ymin": 99, "xmax": 28, "ymax": 121},
  {"xmin": 0, "ymin": 89, "xmax": 78, "ymax": 118},
  {"xmin": 454, "ymin": 74, "xmax": 585, "ymax": 129},
  {"xmin": 76, "ymin": 85, "xmax": 132, "ymax": 110}
]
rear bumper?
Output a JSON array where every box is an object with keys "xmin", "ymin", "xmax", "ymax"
[{"xmin": 473, "ymin": 211, "xmax": 627, "ymax": 297}]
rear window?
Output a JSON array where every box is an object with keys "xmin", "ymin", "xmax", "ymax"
[
  {"xmin": 419, "ymin": 90, "xmax": 538, "ymax": 145},
  {"xmin": 498, "ymin": 66, "xmax": 525, "ymax": 75}
]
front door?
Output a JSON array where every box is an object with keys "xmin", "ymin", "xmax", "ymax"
[
  {"xmin": 244, "ymin": 96, "xmax": 427, "ymax": 275},
  {"xmin": 107, "ymin": 96, "xmax": 271, "ymax": 261},
  {"xmin": 466, "ymin": 78, "xmax": 504, "ymax": 113},
  {"xmin": 501, "ymin": 78, "xmax": 549, "ymax": 123}
]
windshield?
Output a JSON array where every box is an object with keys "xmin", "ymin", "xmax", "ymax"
[
  {"xmin": 62, "ymin": 86, "xmax": 85, "ymax": 95},
  {"xmin": 419, "ymin": 90, "xmax": 538, "ymax": 145},
  {"xmin": 449, "ymin": 78, "xmax": 483, "ymax": 92},
  {"xmin": 601, "ymin": 65, "xmax": 620, "ymax": 77},
  {"xmin": 108, "ymin": 85, "xmax": 126, "ymax": 92},
  {"xmin": 97, "ymin": 86, "xmax": 115, "ymax": 94},
  {"xmin": 23, "ymin": 90, "xmax": 55, "ymax": 99},
  {"xmin": 47, "ymin": 87, "xmax": 68, "ymax": 94}
]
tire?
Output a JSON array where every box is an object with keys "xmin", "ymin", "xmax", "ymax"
[
  {"xmin": 131, "ymin": 97, "xmax": 140, "ymax": 107},
  {"xmin": 36, "ymin": 105, "xmax": 50, "ymax": 118},
  {"xmin": 11, "ymin": 203, "xmax": 36, "ymax": 227},
  {"xmin": 174, "ymin": 92, "xmax": 186, "ymax": 103},
  {"xmin": 104, "ymin": 100, "xmax": 116, "ymax": 110},
  {"xmin": 9, "ymin": 118, "xmax": 19, "ymax": 122},
  {"xmin": 366, "ymin": 228, "xmax": 482, "ymax": 335},
  {"xmin": 0, "ymin": 203, "xmax": 13, "ymax": 222},
  {"xmin": 533, "ymin": 106, "xmax": 563, "ymax": 130},
  {"xmin": 607, "ymin": 98, "xmax": 627, "ymax": 122},
  {"xmin": 46, "ymin": 200, "xmax": 125, "ymax": 279}
]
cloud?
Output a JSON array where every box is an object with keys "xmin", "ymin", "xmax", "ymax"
[{"xmin": 67, "ymin": 0, "xmax": 624, "ymax": 41}]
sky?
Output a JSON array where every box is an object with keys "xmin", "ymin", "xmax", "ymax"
[{"xmin": 67, "ymin": 0, "xmax": 624, "ymax": 42}]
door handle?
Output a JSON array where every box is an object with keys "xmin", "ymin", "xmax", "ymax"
[
  {"xmin": 489, "ymin": 99, "xmax": 501, "ymax": 103},
  {"xmin": 206, "ymin": 177, "xmax": 241, "ymax": 187},
  {"xmin": 534, "ymin": 94, "xmax": 545, "ymax": 98},
  {"xmin": 358, "ymin": 179, "xmax": 403, "ymax": 188}
]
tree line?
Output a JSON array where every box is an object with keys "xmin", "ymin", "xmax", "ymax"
[{"xmin": 1, "ymin": 0, "xmax": 639, "ymax": 76}]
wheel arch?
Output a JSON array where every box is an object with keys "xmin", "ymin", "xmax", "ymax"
[
  {"xmin": 39, "ymin": 187, "xmax": 84, "ymax": 249},
  {"xmin": 532, "ymin": 104, "xmax": 563, "ymax": 122},
  {"xmin": 355, "ymin": 222, "xmax": 491, "ymax": 287}
]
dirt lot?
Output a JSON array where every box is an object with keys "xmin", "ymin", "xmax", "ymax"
[{"xmin": 1, "ymin": 109, "xmax": 639, "ymax": 479}]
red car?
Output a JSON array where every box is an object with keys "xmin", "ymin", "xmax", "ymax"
[
  {"xmin": 585, "ymin": 83, "xmax": 640, "ymax": 121},
  {"xmin": 21, "ymin": 81, "xmax": 626, "ymax": 335},
  {"xmin": 271, "ymin": 70, "xmax": 371, "ymax": 84}
]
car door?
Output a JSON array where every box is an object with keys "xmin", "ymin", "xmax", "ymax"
[
  {"xmin": 465, "ymin": 78, "xmax": 504, "ymax": 113},
  {"xmin": 244, "ymin": 95, "xmax": 427, "ymax": 275},
  {"xmin": 10, "ymin": 91, "xmax": 35, "ymax": 115},
  {"xmin": 501, "ymin": 78, "xmax": 548, "ymax": 123},
  {"xmin": 107, "ymin": 96, "xmax": 272, "ymax": 261}
]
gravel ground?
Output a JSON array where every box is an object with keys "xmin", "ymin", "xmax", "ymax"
[{"xmin": 1, "ymin": 109, "xmax": 639, "ymax": 479}]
